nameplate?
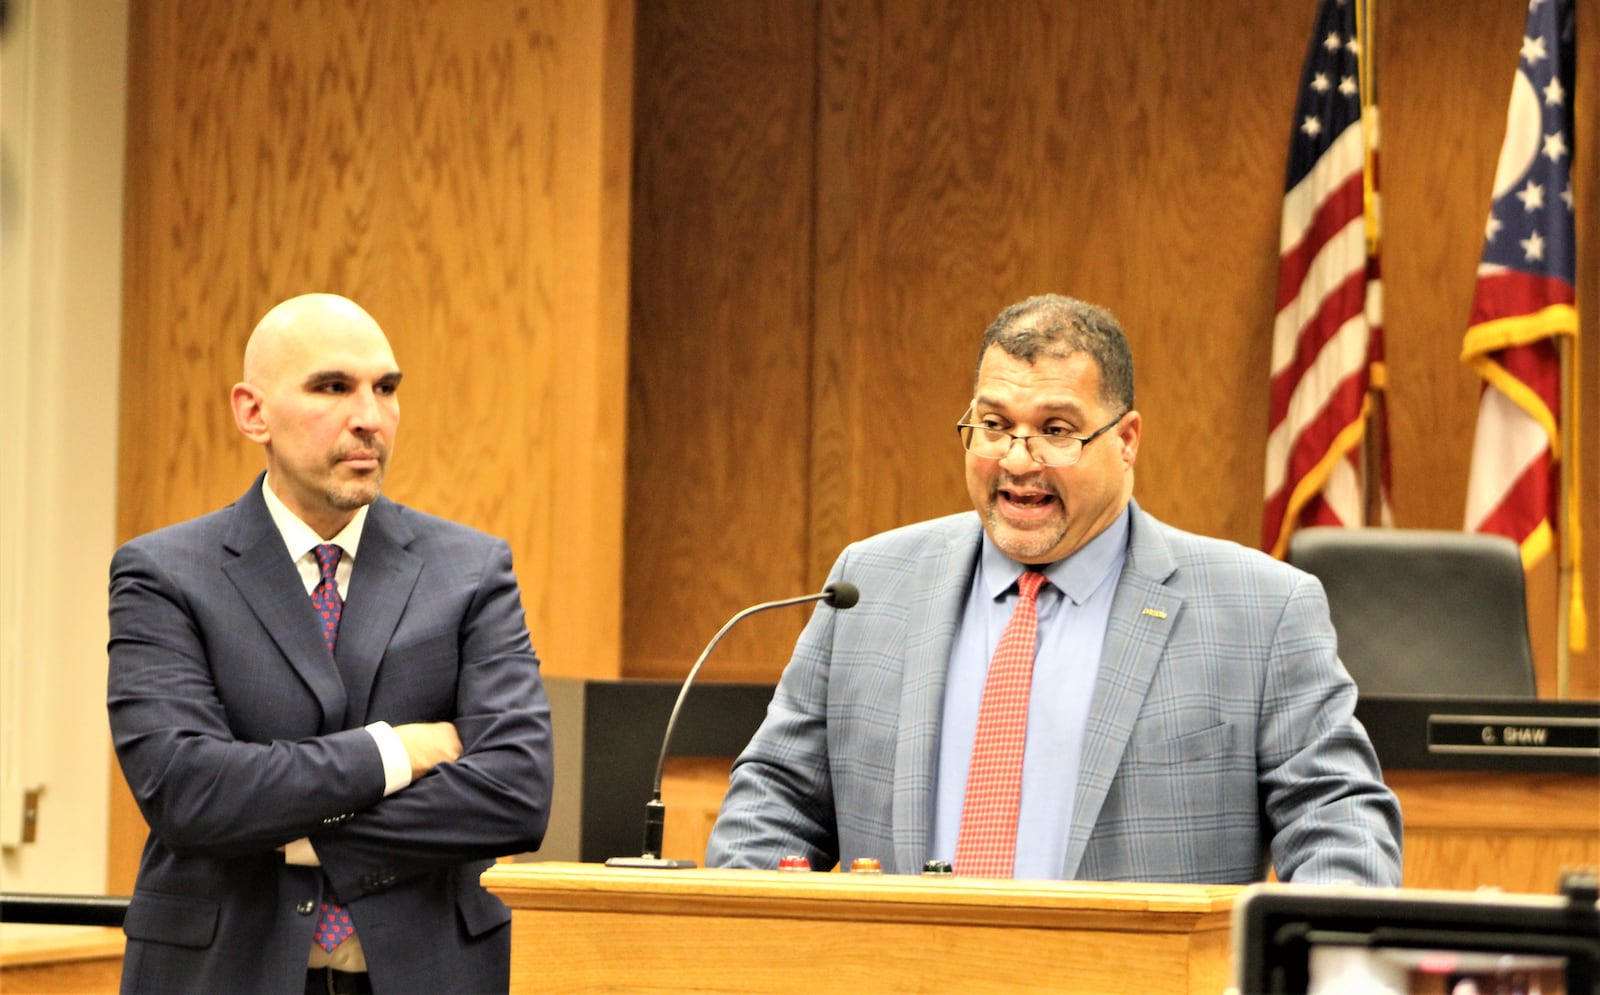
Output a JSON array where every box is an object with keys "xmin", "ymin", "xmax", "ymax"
[{"xmin": 1427, "ymin": 713, "xmax": 1600, "ymax": 757}]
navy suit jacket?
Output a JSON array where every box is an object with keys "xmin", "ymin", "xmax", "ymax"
[
  {"xmin": 707, "ymin": 502, "xmax": 1402, "ymax": 885},
  {"xmin": 108, "ymin": 477, "xmax": 553, "ymax": 994}
]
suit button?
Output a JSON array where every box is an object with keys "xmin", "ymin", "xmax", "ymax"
[{"xmin": 296, "ymin": 900, "xmax": 315, "ymax": 915}]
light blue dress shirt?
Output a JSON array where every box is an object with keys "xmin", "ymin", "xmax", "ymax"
[{"xmin": 930, "ymin": 507, "xmax": 1130, "ymax": 879}]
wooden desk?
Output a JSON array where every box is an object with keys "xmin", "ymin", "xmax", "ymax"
[
  {"xmin": 0, "ymin": 928, "xmax": 123, "ymax": 995},
  {"xmin": 1384, "ymin": 769, "xmax": 1599, "ymax": 893},
  {"xmin": 483, "ymin": 862, "xmax": 1238, "ymax": 994}
]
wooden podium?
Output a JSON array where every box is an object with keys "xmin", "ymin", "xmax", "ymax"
[{"xmin": 481, "ymin": 862, "xmax": 1239, "ymax": 994}]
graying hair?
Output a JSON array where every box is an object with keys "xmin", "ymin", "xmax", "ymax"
[{"xmin": 976, "ymin": 294, "xmax": 1134, "ymax": 412}]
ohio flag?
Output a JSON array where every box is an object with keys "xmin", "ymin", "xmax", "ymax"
[{"xmin": 1461, "ymin": 0, "xmax": 1585, "ymax": 651}]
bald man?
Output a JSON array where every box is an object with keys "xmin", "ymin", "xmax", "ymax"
[{"xmin": 108, "ymin": 294, "xmax": 554, "ymax": 995}]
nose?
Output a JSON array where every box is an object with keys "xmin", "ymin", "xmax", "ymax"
[
  {"xmin": 997, "ymin": 434, "xmax": 1040, "ymax": 473},
  {"xmin": 348, "ymin": 385, "xmax": 384, "ymax": 435}
]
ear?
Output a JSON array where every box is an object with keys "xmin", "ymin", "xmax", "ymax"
[
  {"xmin": 231, "ymin": 382, "xmax": 270, "ymax": 444},
  {"xmin": 1117, "ymin": 410, "xmax": 1141, "ymax": 466}
]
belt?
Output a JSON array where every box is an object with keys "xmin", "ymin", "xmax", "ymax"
[{"xmin": 305, "ymin": 967, "xmax": 373, "ymax": 995}]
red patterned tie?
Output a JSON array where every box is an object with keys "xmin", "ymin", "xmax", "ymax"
[
  {"xmin": 954, "ymin": 570, "xmax": 1047, "ymax": 878},
  {"xmin": 311, "ymin": 543, "xmax": 343, "ymax": 653},
  {"xmin": 310, "ymin": 544, "xmax": 355, "ymax": 952}
]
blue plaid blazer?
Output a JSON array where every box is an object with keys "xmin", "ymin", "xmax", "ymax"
[{"xmin": 706, "ymin": 500, "xmax": 1401, "ymax": 885}]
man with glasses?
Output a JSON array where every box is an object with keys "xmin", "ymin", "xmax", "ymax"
[{"xmin": 707, "ymin": 293, "xmax": 1401, "ymax": 885}]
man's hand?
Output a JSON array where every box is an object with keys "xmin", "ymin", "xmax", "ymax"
[{"xmin": 393, "ymin": 721, "xmax": 462, "ymax": 779}]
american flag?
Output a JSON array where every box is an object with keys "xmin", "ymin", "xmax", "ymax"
[
  {"xmin": 1461, "ymin": 0, "xmax": 1585, "ymax": 651},
  {"xmin": 1263, "ymin": 0, "xmax": 1390, "ymax": 559}
]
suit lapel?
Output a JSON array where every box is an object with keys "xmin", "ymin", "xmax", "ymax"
[
  {"xmin": 221, "ymin": 477, "xmax": 348, "ymax": 731},
  {"xmin": 892, "ymin": 516, "xmax": 982, "ymax": 873},
  {"xmin": 1061, "ymin": 502, "xmax": 1180, "ymax": 878},
  {"xmin": 336, "ymin": 498, "xmax": 421, "ymax": 725}
]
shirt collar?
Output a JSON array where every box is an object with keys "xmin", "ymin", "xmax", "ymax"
[
  {"xmin": 978, "ymin": 504, "xmax": 1131, "ymax": 606},
  {"xmin": 260, "ymin": 473, "xmax": 369, "ymax": 563}
]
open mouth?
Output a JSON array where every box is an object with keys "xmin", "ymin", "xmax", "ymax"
[{"xmin": 997, "ymin": 485, "xmax": 1058, "ymax": 516}]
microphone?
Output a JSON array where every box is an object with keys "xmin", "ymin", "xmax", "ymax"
[{"xmin": 604, "ymin": 581, "xmax": 860, "ymax": 869}]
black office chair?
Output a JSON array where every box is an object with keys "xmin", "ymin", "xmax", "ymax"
[{"xmin": 1286, "ymin": 526, "xmax": 1537, "ymax": 697}]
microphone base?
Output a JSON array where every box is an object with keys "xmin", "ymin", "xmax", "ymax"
[{"xmin": 604, "ymin": 856, "xmax": 698, "ymax": 869}]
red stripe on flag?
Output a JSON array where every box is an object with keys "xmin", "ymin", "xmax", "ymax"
[
  {"xmin": 1282, "ymin": 374, "xmax": 1369, "ymax": 483},
  {"xmin": 1470, "ymin": 272, "xmax": 1577, "ymax": 327},
  {"xmin": 1262, "ymin": 373, "xmax": 1370, "ymax": 550},
  {"xmin": 1268, "ymin": 267, "xmax": 1369, "ymax": 428},
  {"xmin": 1276, "ymin": 171, "xmax": 1366, "ymax": 313},
  {"xmin": 1474, "ymin": 448, "xmax": 1556, "ymax": 545},
  {"xmin": 1496, "ymin": 340, "xmax": 1561, "ymax": 401}
]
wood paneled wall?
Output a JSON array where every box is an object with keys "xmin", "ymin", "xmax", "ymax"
[
  {"xmin": 625, "ymin": 0, "xmax": 1599, "ymax": 697},
  {"xmin": 119, "ymin": 0, "xmax": 633, "ymax": 674},
  {"xmin": 626, "ymin": 1, "xmax": 820, "ymax": 678},
  {"xmin": 112, "ymin": 0, "xmax": 633, "ymax": 890}
]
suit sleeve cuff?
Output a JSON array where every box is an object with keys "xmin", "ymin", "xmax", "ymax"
[{"xmin": 365, "ymin": 721, "xmax": 413, "ymax": 796}]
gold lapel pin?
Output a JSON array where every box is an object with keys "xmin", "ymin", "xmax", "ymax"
[{"xmin": 1141, "ymin": 608, "xmax": 1168, "ymax": 619}]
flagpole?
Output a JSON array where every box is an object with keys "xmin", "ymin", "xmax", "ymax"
[
  {"xmin": 1357, "ymin": 0, "xmax": 1376, "ymax": 256},
  {"xmin": 1556, "ymin": 334, "xmax": 1574, "ymax": 699},
  {"xmin": 1356, "ymin": 0, "xmax": 1384, "ymax": 526}
]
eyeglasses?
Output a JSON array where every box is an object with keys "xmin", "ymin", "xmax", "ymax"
[{"xmin": 956, "ymin": 406, "xmax": 1125, "ymax": 467}]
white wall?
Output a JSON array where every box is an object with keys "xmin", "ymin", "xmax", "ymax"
[{"xmin": 0, "ymin": 0, "xmax": 127, "ymax": 934}]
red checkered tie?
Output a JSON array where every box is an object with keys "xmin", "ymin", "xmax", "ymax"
[
  {"xmin": 954, "ymin": 571, "xmax": 1047, "ymax": 878},
  {"xmin": 309, "ymin": 544, "xmax": 355, "ymax": 952}
]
